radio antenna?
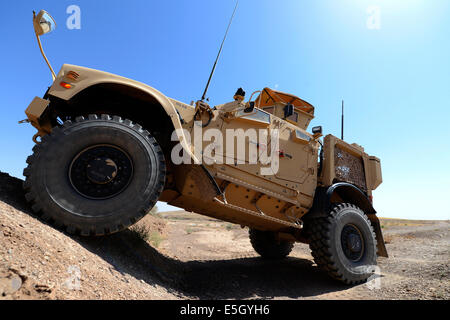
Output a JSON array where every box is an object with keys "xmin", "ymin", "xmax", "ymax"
[
  {"xmin": 201, "ymin": 1, "xmax": 239, "ymax": 101},
  {"xmin": 341, "ymin": 100, "xmax": 344, "ymax": 140}
]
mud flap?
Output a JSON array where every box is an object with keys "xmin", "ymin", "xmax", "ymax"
[{"xmin": 367, "ymin": 214, "xmax": 388, "ymax": 258}]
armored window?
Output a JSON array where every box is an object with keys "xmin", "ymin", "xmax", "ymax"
[
  {"xmin": 287, "ymin": 111, "xmax": 298, "ymax": 122},
  {"xmin": 263, "ymin": 106, "xmax": 275, "ymax": 114}
]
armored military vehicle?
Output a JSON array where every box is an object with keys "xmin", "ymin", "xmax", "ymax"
[{"xmin": 22, "ymin": 10, "xmax": 386, "ymax": 284}]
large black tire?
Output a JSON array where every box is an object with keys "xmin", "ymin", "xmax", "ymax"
[
  {"xmin": 307, "ymin": 203, "xmax": 377, "ymax": 284},
  {"xmin": 249, "ymin": 229, "xmax": 294, "ymax": 259},
  {"xmin": 23, "ymin": 114, "xmax": 165, "ymax": 236}
]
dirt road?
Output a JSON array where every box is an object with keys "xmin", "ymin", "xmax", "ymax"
[
  {"xmin": 0, "ymin": 171, "xmax": 448, "ymax": 300},
  {"xmin": 156, "ymin": 211, "xmax": 449, "ymax": 299}
]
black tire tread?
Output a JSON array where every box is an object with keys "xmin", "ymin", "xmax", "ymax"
[
  {"xmin": 23, "ymin": 114, "xmax": 165, "ymax": 236},
  {"xmin": 249, "ymin": 228, "xmax": 294, "ymax": 259},
  {"xmin": 308, "ymin": 203, "xmax": 377, "ymax": 285}
]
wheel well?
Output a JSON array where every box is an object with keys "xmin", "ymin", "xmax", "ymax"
[
  {"xmin": 302, "ymin": 183, "xmax": 388, "ymax": 257},
  {"xmin": 49, "ymin": 83, "xmax": 175, "ymax": 153},
  {"xmin": 304, "ymin": 183, "xmax": 375, "ymax": 221},
  {"xmin": 327, "ymin": 183, "xmax": 376, "ymax": 214}
]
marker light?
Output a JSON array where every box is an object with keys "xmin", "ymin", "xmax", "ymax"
[{"xmin": 60, "ymin": 82, "xmax": 72, "ymax": 89}]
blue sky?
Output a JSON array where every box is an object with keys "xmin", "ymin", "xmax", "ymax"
[{"xmin": 0, "ymin": 0, "xmax": 449, "ymax": 220}]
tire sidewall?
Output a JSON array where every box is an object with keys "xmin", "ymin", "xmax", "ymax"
[
  {"xmin": 329, "ymin": 206, "xmax": 377, "ymax": 280},
  {"xmin": 33, "ymin": 118, "xmax": 164, "ymax": 230}
]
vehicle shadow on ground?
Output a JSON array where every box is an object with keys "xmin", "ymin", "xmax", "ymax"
[
  {"xmin": 76, "ymin": 230, "xmax": 351, "ymax": 299},
  {"xmin": 0, "ymin": 172, "xmax": 352, "ymax": 299}
]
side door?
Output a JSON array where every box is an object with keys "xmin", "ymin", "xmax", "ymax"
[
  {"xmin": 270, "ymin": 122, "xmax": 319, "ymax": 193},
  {"xmin": 218, "ymin": 108, "xmax": 273, "ymax": 168}
]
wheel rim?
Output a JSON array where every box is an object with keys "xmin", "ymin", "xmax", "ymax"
[
  {"xmin": 69, "ymin": 145, "xmax": 133, "ymax": 200},
  {"xmin": 340, "ymin": 224, "xmax": 365, "ymax": 262}
]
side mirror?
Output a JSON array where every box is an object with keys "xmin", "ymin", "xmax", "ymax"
[
  {"xmin": 33, "ymin": 10, "xmax": 56, "ymax": 36},
  {"xmin": 312, "ymin": 126, "xmax": 323, "ymax": 139},
  {"xmin": 32, "ymin": 10, "xmax": 57, "ymax": 80},
  {"xmin": 284, "ymin": 103, "xmax": 294, "ymax": 119},
  {"xmin": 312, "ymin": 126, "xmax": 322, "ymax": 134}
]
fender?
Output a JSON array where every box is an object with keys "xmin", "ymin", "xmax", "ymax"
[
  {"xmin": 305, "ymin": 182, "xmax": 388, "ymax": 257},
  {"xmin": 326, "ymin": 182, "xmax": 376, "ymax": 214},
  {"xmin": 47, "ymin": 64, "xmax": 199, "ymax": 163}
]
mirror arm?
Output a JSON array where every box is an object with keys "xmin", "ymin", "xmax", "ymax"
[
  {"xmin": 35, "ymin": 33, "xmax": 56, "ymax": 81},
  {"xmin": 312, "ymin": 132, "xmax": 323, "ymax": 140}
]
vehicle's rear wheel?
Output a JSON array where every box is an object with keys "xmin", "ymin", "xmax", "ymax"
[
  {"xmin": 23, "ymin": 114, "xmax": 165, "ymax": 236},
  {"xmin": 249, "ymin": 229, "xmax": 294, "ymax": 259},
  {"xmin": 307, "ymin": 203, "xmax": 377, "ymax": 284}
]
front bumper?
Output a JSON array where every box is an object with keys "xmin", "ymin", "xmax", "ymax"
[{"xmin": 23, "ymin": 96, "xmax": 51, "ymax": 143}]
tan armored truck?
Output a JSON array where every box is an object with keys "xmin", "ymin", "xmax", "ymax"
[{"xmin": 22, "ymin": 10, "xmax": 387, "ymax": 284}]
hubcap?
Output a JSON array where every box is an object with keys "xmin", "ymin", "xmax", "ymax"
[
  {"xmin": 86, "ymin": 157, "xmax": 118, "ymax": 184},
  {"xmin": 341, "ymin": 224, "xmax": 365, "ymax": 262},
  {"xmin": 69, "ymin": 145, "xmax": 133, "ymax": 199}
]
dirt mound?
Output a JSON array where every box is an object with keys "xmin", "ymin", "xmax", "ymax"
[
  {"xmin": 0, "ymin": 172, "xmax": 29, "ymax": 212},
  {"xmin": 0, "ymin": 171, "xmax": 180, "ymax": 300}
]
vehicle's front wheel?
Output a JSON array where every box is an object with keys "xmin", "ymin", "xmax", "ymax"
[
  {"xmin": 23, "ymin": 114, "xmax": 165, "ymax": 236},
  {"xmin": 308, "ymin": 203, "xmax": 377, "ymax": 284},
  {"xmin": 249, "ymin": 229, "xmax": 294, "ymax": 259}
]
